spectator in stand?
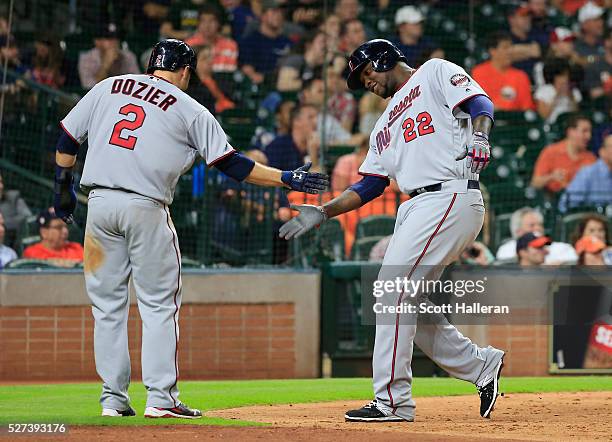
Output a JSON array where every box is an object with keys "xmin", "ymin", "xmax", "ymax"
[
  {"xmin": 78, "ymin": 23, "xmax": 140, "ymax": 90},
  {"xmin": 527, "ymin": 0, "xmax": 554, "ymax": 43},
  {"xmin": 331, "ymin": 137, "xmax": 369, "ymax": 191},
  {"xmin": 391, "ymin": 6, "xmax": 437, "ymax": 68},
  {"xmin": 321, "ymin": 13, "xmax": 341, "ymax": 45},
  {"xmin": 130, "ymin": 0, "xmax": 172, "ymax": 55},
  {"xmin": 23, "ymin": 209, "xmax": 84, "ymax": 267},
  {"xmin": 507, "ymin": 4, "xmax": 544, "ymax": 78},
  {"xmin": 571, "ymin": 213, "xmax": 612, "ymax": 264},
  {"xmin": 187, "ymin": 46, "xmax": 236, "ymax": 115},
  {"xmin": 239, "ymin": 0, "xmax": 292, "ymax": 84},
  {"xmin": 185, "ymin": 6, "xmax": 238, "ymax": 72},
  {"xmin": 251, "ymin": 100, "xmax": 296, "ymax": 150},
  {"xmin": 575, "ymin": 1, "xmax": 605, "ymax": 60},
  {"xmin": 160, "ymin": 0, "xmax": 207, "ymax": 40},
  {"xmin": 535, "ymin": 57, "xmax": 582, "ymax": 124},
  {"xmin": 326, "ymin": 68, "xmax": 357, "ymax": 132},
  {"xmin": 472, "ymin": 32, "xmax": 536, "ymax": 111},
  {"xmin": 27, "ymin": 34, "xmax": 65, "ymax": 89},
  {"xmin": 300, "ymin": 77, "xmax": 365, "ymax": 146},
  {"xmin": 264, "ymin": 104, "xmax": 320, "ymax": 171},
  {"xmin": 0, "ymin": 214, "xmax": 17, "ymax": 269},
  {"xmin": 531, "ymin": 114, "xmax": 596, "ymax": 193},
  {"xmin": 584, "ymin": 31, "xmax": 612, "ymax": 101},
  {"xmin": 277, "ymin": 30, "xmax": 327, "ymax": 91},
  {"xmin": 496, "ymin": 207, "xmax": 577, "ymax": 264},
  {"xmin": 221, "ymin": 0, "xmax": 256, "ymax": 41},
  {"xmin": 575, "ymin": 235, "xmax": 607, "ymax": 265},
  {"xmin": 534, "ymin": 27, "xmax": 585, "ymax": 89},
  {"xmin": 0, "ymin": 173, "xmax": 32, "ymax": 248},
  {"xmin": 559, "ymin": 134, "xmax": 612, "ymax": 211},
  {"xmin": 334, "ymin": 0, "xmax": 360, "ymax": 23},
  {"xmin": 339, "ymin": 19, "xmax": 367, "ymax": 57},
  {"xmin": 517, "ymin": 232, "xmax": 551, "ymax": 266}
]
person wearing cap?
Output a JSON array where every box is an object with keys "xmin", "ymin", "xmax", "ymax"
[
  {"xmin": 584, "ymin": 30, "xmax": 612, "ymax": 100},
  {"xmin": 575, "ymin": 235, "xmax": 607, "ymax": 265},
  {"xmin": 22, "ymin": 209, "xmax": 84, "ymax": 267},
  {"xmin": 533, "ymin": 27, "xmax": 585, "ymax": 89},
  {"xmin": 570, "ymin": 213, "xmax": 612, "ymax": 264},
  {"xmin": 516, "ymin": 232, "xmax": 551, "ymax": 266},
  {"xmin": 185, "ymin": 5, "xmax": 238, "ymax": 72},
  {"xmin": 391, "ymin": 5, "xmax": 436, "ymax": 68},
  {"xmin": 507, "ymin": 4, "xmax": 544, "ymax": 78},
  {"xmin": 559, "ymin": 134, "xmax": 612, "ymax": 211},
  {"xmin": 472, "ymin": 31, "xmax": 536, "ymax": 111},
  {"xmin": 78, "ymin": 23, "xmax": 140, "ymax": 90},
  {"xmin": 495, "ymin": 207, "xmax": 577, "ymax": 264},
  {"xmin": 238, "ymin": 0, "xmax": 293, "ymax": 84},
  {"xmin": 575, "ymin": 1, "xmax": 605, "ymax": 60}
]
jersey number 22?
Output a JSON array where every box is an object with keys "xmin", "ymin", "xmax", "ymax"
[{"xmin": 109, "ymin": 104, "xmax": 146, "ymax": 150}]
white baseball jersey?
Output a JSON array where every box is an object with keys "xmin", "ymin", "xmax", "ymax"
[
  {"xmin": 61, "ymin": 74, "xmax": 234, "ymax": 204},
  {"xmin": 359, "ymin": 58, "xmax": 488, "ymax": 194}
]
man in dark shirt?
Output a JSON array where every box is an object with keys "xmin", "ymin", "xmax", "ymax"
[
  {"xmin": 575, "ymin": 2, "xmax": 605, "ymax": 60},
  {"xmin": 264, "ymin": 104, "xmax": 318, "ymax": 171},
  {"xmin": 507, "ymin": 4, "xmax": 543, "ymax": 79},
  {"xmin": 391, "ymin": 6, "xmax": 436, "ymax": 67},
  {"xmin": 239, "ymin": 0, "xmax": 293, "ymax": 84}
]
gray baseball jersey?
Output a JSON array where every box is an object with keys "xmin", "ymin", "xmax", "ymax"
[
  {"xmin": 359, "ymin": 58, "xmax": 488, "ymax": 193},
  {"xmin": 61, "ymin": 74, "xmax": 234, "ymax": 204}
]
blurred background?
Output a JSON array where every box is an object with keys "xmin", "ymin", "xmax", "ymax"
[{"xmin": 0, "ymin": 0, "xmax": 610, "ymax": 269}]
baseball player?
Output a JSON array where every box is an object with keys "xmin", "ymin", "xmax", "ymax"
[
  {"xmin": 53, "ymin": 39, "xmax": 328, "ymax": 419},
  {"xmin": 280, "ymin": 39, "xmax": 505, "ymax": 422}
]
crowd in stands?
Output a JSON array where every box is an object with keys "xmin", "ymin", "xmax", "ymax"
[{"xmin": 0, "ymin": 0, "xmax": 610, "ymax": 267}]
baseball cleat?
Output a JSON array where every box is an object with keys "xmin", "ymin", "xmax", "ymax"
[
  {"xmin": 478, "ymin": 355, "xmax": 505, "ymax": 418},
  {"xmin": 102, "ymin": 406, "xmax": 136, "ymax": 417},
  {"xmin": 345, "ymin": 400, "xmax": 407, "ymax": 422},
  {"xmin": 144, "ymin": 402, "xmax": 202, "ymax": 419}
]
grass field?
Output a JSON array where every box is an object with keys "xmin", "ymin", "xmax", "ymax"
[{"xmin": 0, "ymin": 377, "xmax": 610, "ymax": 426}]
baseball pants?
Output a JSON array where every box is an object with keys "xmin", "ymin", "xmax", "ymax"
[
  {"xmin": 373, "ymin": 179, "xmax": 504, "ymax": 420},
  {"xmin": 84, "ymin": 188, "xmax": 182, "ymax": 410}
]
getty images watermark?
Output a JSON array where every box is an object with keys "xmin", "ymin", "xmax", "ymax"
[{"xmin": 371, "ymin": 275, "xmax": 510, "ymax": 316}]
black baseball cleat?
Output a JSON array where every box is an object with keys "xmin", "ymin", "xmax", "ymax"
[
  {"xmin": 345, "ymin": 400, "xmax": 407, "ymax": 422},
  {"xmin": 478, "ymin": 356, "xmax": 505, "ymax": 418},
  {"xmin": 144, "ymin": 402, "xmax": 202, "ymax": 419},
  {"xmin": 102, "ymin": 406, "xmax": 136, "ymax": 417}
]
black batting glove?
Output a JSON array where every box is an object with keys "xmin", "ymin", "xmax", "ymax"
[
  {"xmin": 281, "ymin": 162, "xmax": 330, "ymax": 194},
  {"xmin": 54, "ymin": 166, "xmax": 77, "ymax": 224}
]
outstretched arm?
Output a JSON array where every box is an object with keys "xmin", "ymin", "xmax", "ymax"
[{"xmin": 279, "ymin": 175, "xmax": 389, "ymax": 239}]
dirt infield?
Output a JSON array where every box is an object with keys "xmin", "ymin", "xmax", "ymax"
[{"xmin": 26, "ymin": 392, "xmax": 611, "ymax": 441}]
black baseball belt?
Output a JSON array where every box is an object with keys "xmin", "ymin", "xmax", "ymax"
[{"xmin": 408, "ymin": 180, "xmax": 480, "ymax": 198}]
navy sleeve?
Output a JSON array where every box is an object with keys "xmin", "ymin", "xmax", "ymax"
[
  {"xmin": 348, "ymin": 175, "xmax": 390, "ymax": 205},
  {"xmin": 459, "ymin": 95, "xmax": 494, "ymax": 122},
  {"xmin": 214, "ymin": 152, "xmax": 256, "ymax": 182},
  {"xmin": 56, "ymin": 128, "xmax": 80, "ymax": 155}
]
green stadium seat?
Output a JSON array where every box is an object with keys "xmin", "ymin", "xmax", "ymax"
[
  {"xmin": 6, "ymin": 259, "xmax": 66, "ymax": 269},
  {"xmin": 355, "ymin": 215, "xmax": 396, "ymax": 239},
  {"xmin": 351, "ymin": 235, "xmax": 386, "ymax": 261},
  {"xmin": 492, "ymin": 212, "xmax": 513, "ymax": 253},
  {"xmin": 290, "ymin": 218, "xmax": 346, "ymax": 266}
]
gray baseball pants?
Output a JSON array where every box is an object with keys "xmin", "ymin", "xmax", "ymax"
[
  {"xmin": 373, "ymin": 180, "xmax": 504, "ymax": 421},
  {"xmin": 84, "ymin": 188, "xmax": 182, "ymax": 410}
]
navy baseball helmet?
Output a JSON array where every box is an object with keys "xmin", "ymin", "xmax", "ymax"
[
  {"xmin": 346, "ymin": 39, "xmax": 409, "ymax": 90},
  {"xmin": 147, "ymin": 39, "xmax": 197, "ymax": 74}
]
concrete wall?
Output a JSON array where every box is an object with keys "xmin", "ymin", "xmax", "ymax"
[{"xmin": 0, "ymin": 269, "xmax": 321, "ymax": 381}]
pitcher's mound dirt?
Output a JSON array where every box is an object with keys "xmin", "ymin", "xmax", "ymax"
[{"xmin": 44, "ymin": 391, "xmax": 610, "ymax": 441}]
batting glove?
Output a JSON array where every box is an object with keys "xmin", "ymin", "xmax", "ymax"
[
  {"xmin": 54, "ymin": 166, "xmax": 76, "ymax": 224},
  {"xmin": 456, "ymin": 132, "xmax": 492, "ymax": 174},
  {"xmin": 279, "ymin": 204, "xmax": 328, "ymax": 239},
  {"xmin": 281, "ymin": 162, "xmax": 330, "ymax": 194}
]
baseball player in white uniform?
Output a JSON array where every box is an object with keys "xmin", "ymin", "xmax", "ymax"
[
  {"xmin": 280, "ymin": 39, "xmax": 505, "ymax": 422},
  {"xmin": 53, "ymin": 39, "xmax": 328, "ymax": 418}
]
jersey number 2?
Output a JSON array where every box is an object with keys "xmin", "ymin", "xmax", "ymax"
[
  {"xmin": 402, "ymin": 112, "xmax": 435, "ymax": 143},
  {"xmin": 109, "ymin": 104, "xmax": 146, "ymax": 150}
]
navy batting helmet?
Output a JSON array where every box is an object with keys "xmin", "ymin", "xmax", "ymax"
[
  {"xmin": 146, "ymin": 39, "xmax": 197, "ymax": 74},
  {"xmin": 346, "ymin": 39, "xmax": 408, "ymax": 90}
]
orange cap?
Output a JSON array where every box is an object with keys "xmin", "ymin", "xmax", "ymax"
[{"xmin": 575, "ymin": 236, "xmax": 606, "ymax": 255}]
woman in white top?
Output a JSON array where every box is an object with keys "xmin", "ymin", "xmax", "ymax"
[{"xmin": 534, "ymin": 57, "xmax": 582, "ymax": 124}]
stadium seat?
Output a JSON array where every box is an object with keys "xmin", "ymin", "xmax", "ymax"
[
  {"xmin": 492, "ymin": 212, "xmax": 513, "ymax": 253},
  {"xmin": 355, "ymin": 215, "xmax": 396, "ymax": 239},
  {"xmin": 6, "ymin": 259, "xmax": 66, "ymax": 269},
  {"xmin": 350, "ymin": 235, "xmax": 386, "ymax": 261}
]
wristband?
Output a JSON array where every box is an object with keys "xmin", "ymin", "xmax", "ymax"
[{"xmin": 473, "ymin": 131, "xmax": 489, "ymax": 140}]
